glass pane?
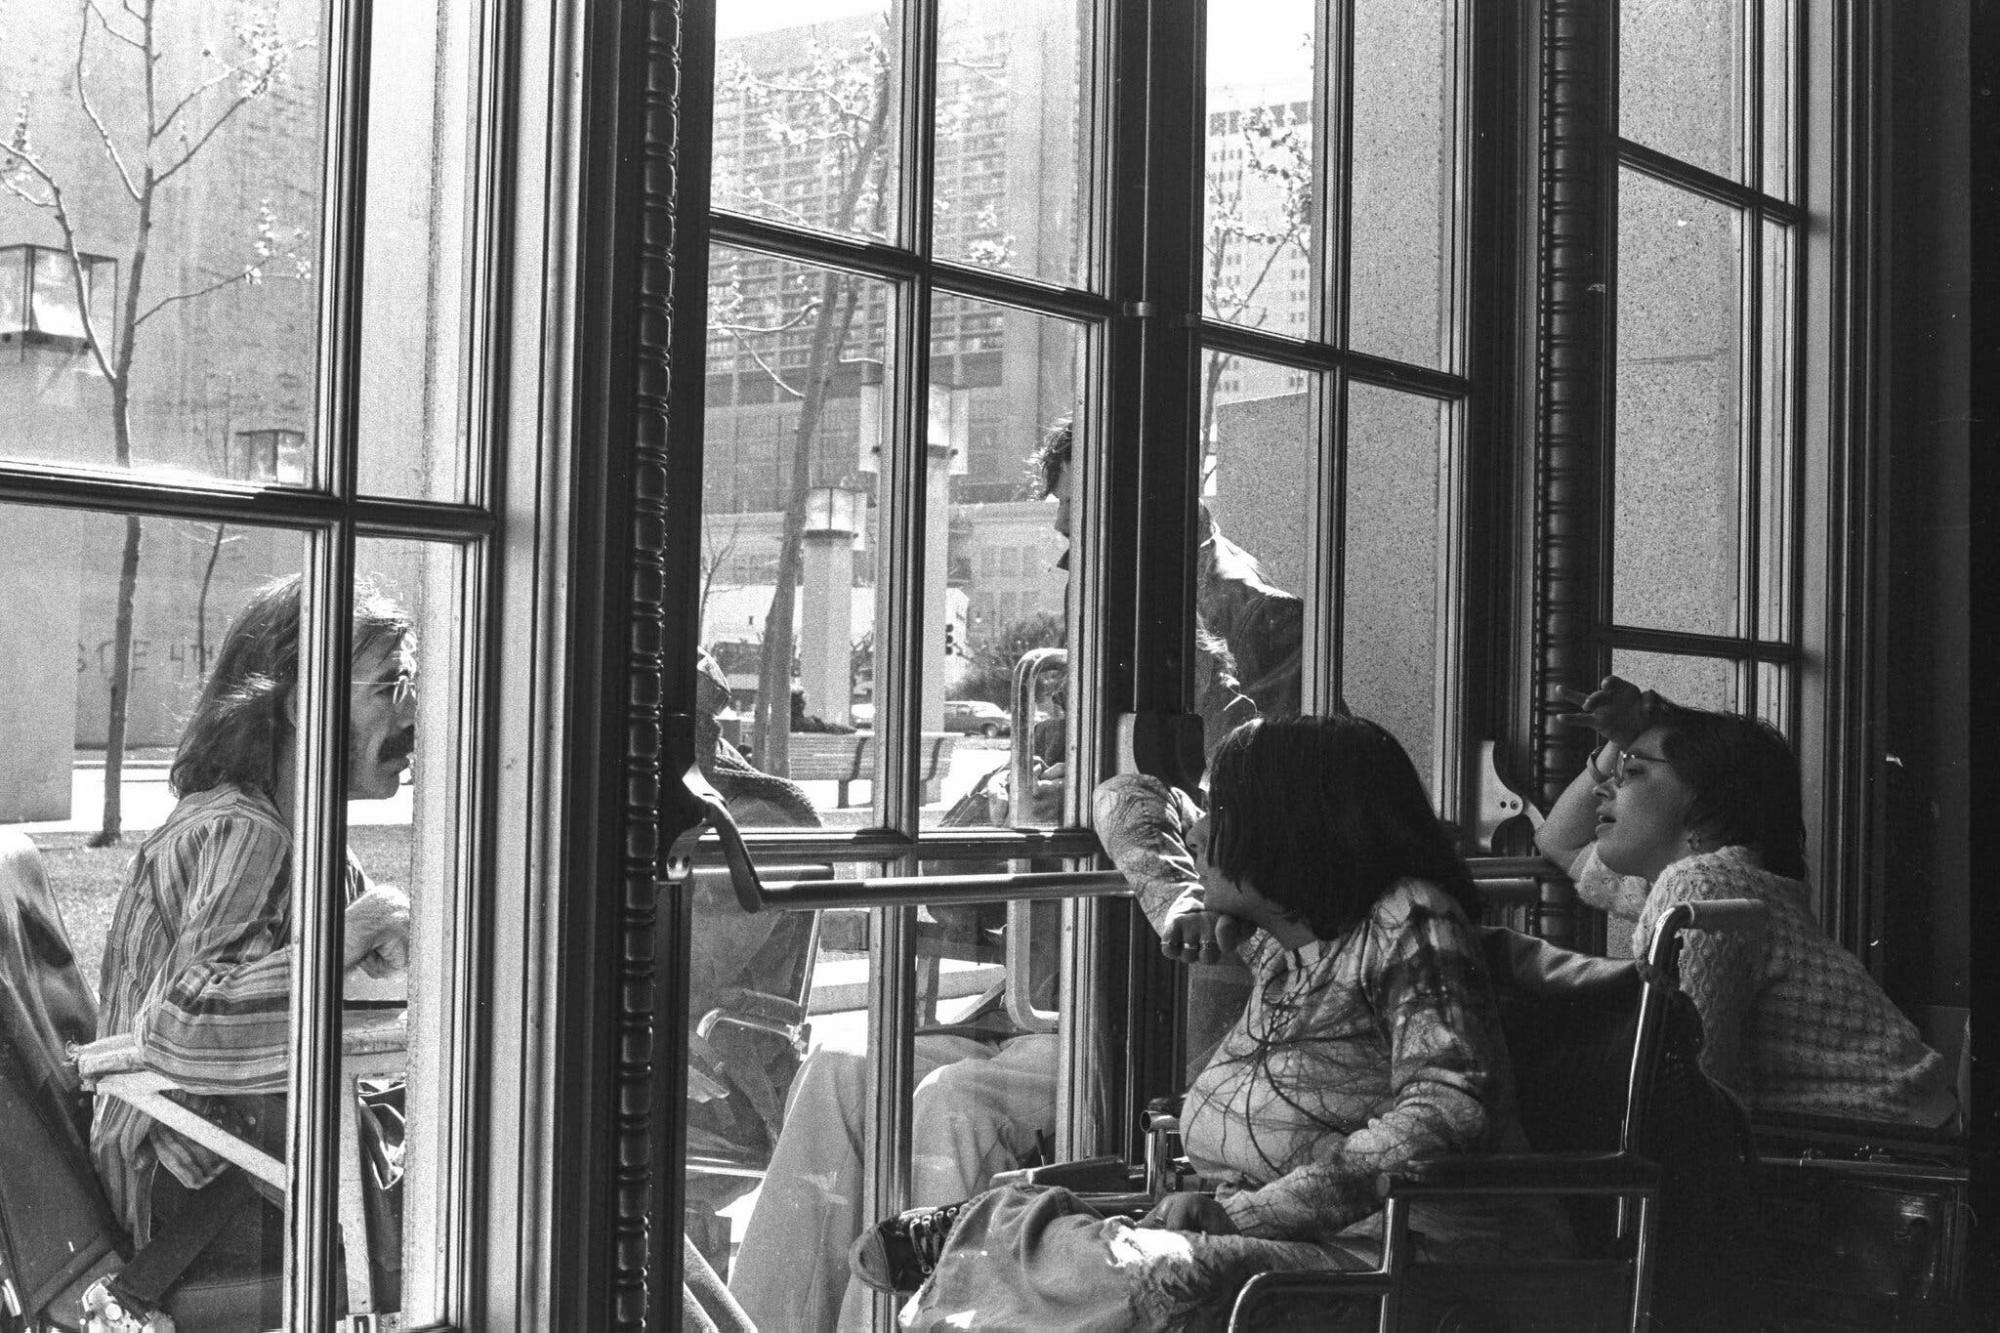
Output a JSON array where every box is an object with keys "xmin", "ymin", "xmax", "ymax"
[
  {"xmin": 1757, "ymin": 219, "xmax": 1794, "ymax": 643},
  {"xmin": 1608, "ymin": 648, "xmax": 1736, "ymax": 713},
  {"xmin": 1619, "ymin": 0, "xmax": 1744, "ymax": 180},
  {"xmin": 0, "ymin": 7, "xmax": 323, "ymax": 482},
  {"xmin": 713, "ymin": 4, "xmax": 904, "ymax": 245},
  {"xmin": 1343, "ymin": 385, "xmax": 1445, "ymax": 778},
  {"xmin": 702, "ymin": 246, "xmax": 893, "ymax": 827},
  {"xmin": 720, "ymin": 893, "xmax": 1063, "ymax": 1329},
  {"xmin": 1612, "ymin": 172, "xmax": 1743, "ymax": 636},
  {"xmin": 1349, "ymin": 0, "xmax": 1457, "ymax": 369},
  {"xmin": 1202, "ymin": 0, "xmax": 1319, "ymax": 336},
  {"xmin": 356, "ymin": 0, "xmax": 476, "ymax": 501},
  {"xmin": 1200, "ymin": 351, "xmax": 1311, "ymax": 728},
  {"xmin": 1761, "ymin": 0, "xmax": 1795, "ymax": 198},
  {"xmin": 933, "ymin": 0, "xmax": 1090, "ymax": 287},
  {"xmin": 0, "ymin": 504, "xmax": 450, "ymax": 1312},
  {"xmin": 352, "ymin": 537, "xmax": 466, "ymax": 1325},
  {"xmin": 924, "ymin": 295, "xmax": 1079, "ymax": 832}
]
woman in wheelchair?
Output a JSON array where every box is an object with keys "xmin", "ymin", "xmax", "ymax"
[
  {"xmin": 851, "ymin": 714, "xmax": 1570, "ymax": 1327},
  {"xmin": 1538, "ymin": 676, "xmax": 1954, "ymax": 1129}
]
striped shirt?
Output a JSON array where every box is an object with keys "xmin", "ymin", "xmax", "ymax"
[{"xmin": 90, "ymin": 784, "xmax": 368, "ymax": 1236}]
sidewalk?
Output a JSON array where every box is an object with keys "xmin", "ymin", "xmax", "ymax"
[{"xmin": 6, "ymin": 760, "xmax": 414, "ymax": 837}]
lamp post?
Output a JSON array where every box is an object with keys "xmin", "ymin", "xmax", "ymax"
[
  {"xmin": 228, "ymin": 427, "xmax": 309, "ymax": 484},
  {"xmin": 854, "ymin": 361, "xmax": 971, "ymax": 734},
  {"xmin": 0, "ymin": 242, "xmax": 118, "ymax": 357},
  {"xmin": 800, "ymin": 484, "xmax": 865, "ymax": 727}
]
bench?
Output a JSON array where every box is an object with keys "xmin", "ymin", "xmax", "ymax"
[{"xmin": 781, "ymin": 730, "xmax": 958, "ymax": 808}]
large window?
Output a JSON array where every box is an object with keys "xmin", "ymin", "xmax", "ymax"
[
  {"xmin": 678, "ymin": 1, "xmax": 1480, "ymax": 1327},
  {"xmin": 1606, "ymin": 0, "xmax": 1800, "ymax": 723},
  {"xmin": 0, "ymin": 0, "xmax": 574, "ymax": 1325}
]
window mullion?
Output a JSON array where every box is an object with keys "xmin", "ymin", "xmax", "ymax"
[{"xmin": 287, "ymin": 526, "xmax": 358, "ymax": 1332}]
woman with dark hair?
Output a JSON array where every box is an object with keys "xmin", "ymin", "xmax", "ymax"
[
  {"xmin": 1538, "ymin": 677, "xmax": 1954, "ymax": 1127},
  {"xmin": 851, "ymin": 715, "xmax": 1567, "ymax": 1327}
]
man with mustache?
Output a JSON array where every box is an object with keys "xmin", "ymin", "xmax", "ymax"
[{"xmin": 91, "ymin": 574, "xmax": 416, "ymax": 1314}]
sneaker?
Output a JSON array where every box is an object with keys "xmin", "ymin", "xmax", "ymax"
[{"xmin": 848, "ymin": 1200, "xmax": 966, "ymax": 1293}]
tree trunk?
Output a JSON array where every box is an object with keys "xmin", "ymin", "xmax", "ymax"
[
  {"xmin": 92, "ymin": 512, "xmax": 143, "ymax": 846},
  {"xmin": 196, "ymin": 521, "xmax": 227, "ymax": 677},
  {"xmin": 752, "ymin": 272, "xmax": 862, "ymax": 774}
]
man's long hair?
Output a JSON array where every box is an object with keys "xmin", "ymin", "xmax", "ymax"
[
  {"xmin": 170, "ymin": 575, "xmax": 411, "ymax": 799},
  {"xmin": 1204, "ymin": 714, "xmax": 1478, "ymax": 940}
]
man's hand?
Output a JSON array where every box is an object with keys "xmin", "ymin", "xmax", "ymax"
[
  {"xmin": 1560, "ymin": 675, "xmax": 1660, "ymax": 750},
  {"xmin": 1136, "ymin": 1192, "xmax": 1238, "ymax": 1235},
  {"xmin": 1158, "ymin": 904, "xmax": 1254, "ymax": 965},
  {"xmin": 343, "ymin": 884, "xmax": 411, "ymax": 977}
]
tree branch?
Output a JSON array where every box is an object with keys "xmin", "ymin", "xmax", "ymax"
[
  {"xmin": 719, "ymin": 323, "xmax": 806, "ymax": 399},
  {"xmin": 79, "ymin": 0, "xmax": 144, "ymax": 201},
  {"xmin": 86, "ymin": 0, "xmax": 148, "ymax": 51},
  {"xmin": 154, "ymin": 85, "xmax": 264, "ymax": 186},
  {"xmin": 132, "ymin": 264, "xmax": 256, "ymax": 332}
]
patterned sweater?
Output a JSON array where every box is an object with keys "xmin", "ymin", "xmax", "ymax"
[
  {"xmin": 1608, "ymin": 844, "xmax": 1953, "ymax": 1126},
  {"xmin": 1096, "ymin": 774, "xmax": 1568, "ymax": 1258}
]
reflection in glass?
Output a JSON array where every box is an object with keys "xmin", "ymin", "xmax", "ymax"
[
  {"xmin": 1200, "ymin": 351, "xmax": 1311, "ymax": 728},
  {"xmin": 1350, "ymin": 0, "xmax": 1456, "ymax": 369},
  {"xmin": 933, "ymin": 0, "xmax": 1090, "ymax": 287},
  {"xmin": 0, "ymin": 5, "xmax": 322, "ymax": 481},
  {"xmin": 1609, "ymin": 649, "xmax": 1736, "ymax": 713},
  {"xmin": 1344, "ymin": 385, "xmax": 1445, "ymax": 776},
  {"xmin": 1202, "ymin": 0, "xmax": 1317, "ymax": 336},
  {"xmin": 723, "ymin": 894, "xmax": 1063, "ymax": 1331},
  {"xmin": 1613, "ymin": 172, "xmax": 1742, "ymax": 637},
  {"xmin": 356, "ymin": 0, "xmax": 477, "ymax": 501},
  {"xmin": 924, "ymin": 295, "xmax": 1078, "ymax": 832},
  {"xmin": 702, "ymin": 246, "xmax": 893, "ymax": 827},
  {"xmin": 1619, "ymin": 0, "xmax": 1743, "ymax": 181},
  {"xmin": 713, "ymin": 5, "xmax": 903, "ymax": 244}
]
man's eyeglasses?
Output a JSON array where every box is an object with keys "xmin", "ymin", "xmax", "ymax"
[{"xmin": 353, "ymin": 672, "xmax": 417, "ymax": 707}]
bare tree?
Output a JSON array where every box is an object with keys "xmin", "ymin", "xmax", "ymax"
[
  {"xmin": 1, "ymin": 0, "xmax": 310, "ymax": 843},
  {"xmin": 1199, "ymin": 100, "xmax": 1314, "ymax": 449},
  {"xmin": 709, "ymin": 27, "xmax": 892, "ymax": 775}
]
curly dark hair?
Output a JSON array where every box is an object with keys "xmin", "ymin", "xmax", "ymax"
[
  {"xmin": 1028, "ymin": 417, "xmax": 1072, "ymax": 498},
  {"xmin": 1649, "ymin": 702, "xmax": 1808, "ymax": 880},
  {"xmin": 170, "ymin": 574, "xmax": 412, "ymax": 799},
  {"xmin": 1204, "ymin": 714, "xmax": 1478, "ymax": 940}
]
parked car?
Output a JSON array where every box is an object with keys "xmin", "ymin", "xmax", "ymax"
[{"xmin": 942, "ymin": 699, "xmax": 1011, "ymax": 738}]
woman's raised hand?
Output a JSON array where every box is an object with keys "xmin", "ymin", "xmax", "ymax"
[{"xmin": 1560, "ymin": 675, "xmax": 1659, "ymax": 750}]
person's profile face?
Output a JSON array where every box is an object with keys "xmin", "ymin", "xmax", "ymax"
[
  {"xmin": 347, "ymin": 636, "xmax": 417, "ymax": 800},
  {"xmin": 1048, "ymin": 463, "xmax": 1073, "ymax": 541},
  {"xmin": 1592, "ymin": 726, "xmax": 1697, "ymax": 881}
]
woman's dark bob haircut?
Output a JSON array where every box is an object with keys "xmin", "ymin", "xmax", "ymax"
[
  {"xmin": 1649, "ymin": 702, "xmax": 1808, "ymax": 881},
  {"xmin": 1204, "ymin": 714, "xmax": 1477, "ymax": 940},
  {"xmin": 171, "ymin": 574, "xmax": 412, "ymax": 800}
]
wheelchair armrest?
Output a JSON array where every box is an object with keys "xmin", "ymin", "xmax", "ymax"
[
  {"xmin": 1381, "ymin": 1150, "xmax": 1660, "ymax": 1199},
  {"xmin": 695, "ymin": 987, "xmax": 809, "ymax": 1053},
  {"xmin": 989, "ymin": 1154, "xmax": 1140, "ymax": 1192}
]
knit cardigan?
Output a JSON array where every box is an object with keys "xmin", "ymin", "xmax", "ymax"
[{"xmin": 1615, "ymin": 845, "xmax": 1952, "ymax": 1126}]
